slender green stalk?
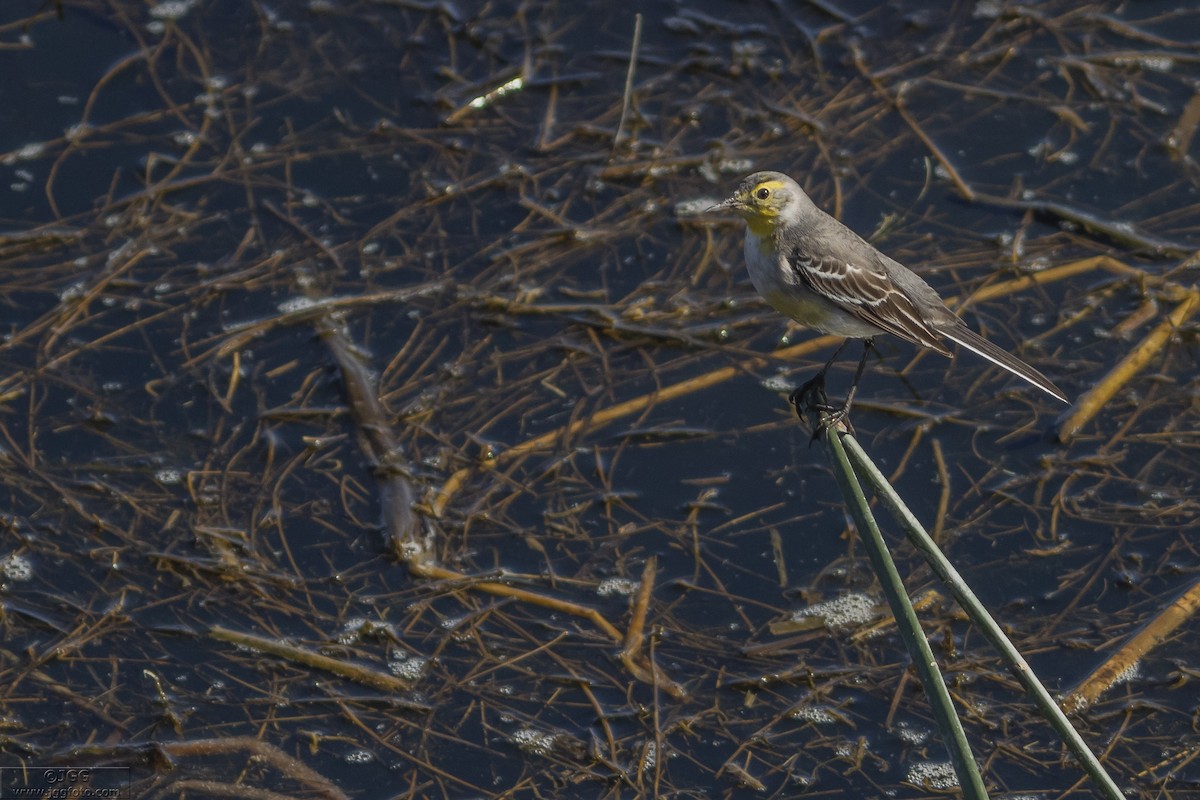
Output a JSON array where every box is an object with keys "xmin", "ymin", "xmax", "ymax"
[
  {"xmin": 839, "ymin": 434, "xmax": 1128, "ymax": 800},
  {"xmin": 823, "ymin": 428, "xmax": 990, "ymax": 800}
]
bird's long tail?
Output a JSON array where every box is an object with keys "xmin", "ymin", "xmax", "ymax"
[{"xmin": 939, "ymin": 324, "xmax": 1068, "ymax": 403}]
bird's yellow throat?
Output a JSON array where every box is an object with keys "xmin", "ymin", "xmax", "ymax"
[{"xmin": 745, "ymin": 213, "xmax": 777, "ymax": 238}]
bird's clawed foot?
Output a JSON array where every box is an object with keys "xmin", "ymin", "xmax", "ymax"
[
  {"xmin": 789, "ymin": 373, "xmax": 853, "ymax": 442},
  {"xmin": 788, "ymin": 338, "xmax": 873, "ymax": 441}
]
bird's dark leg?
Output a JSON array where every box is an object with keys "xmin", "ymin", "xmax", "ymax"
[
  {"xmin": 834, "ymin": 337, "xmax": 873, "ymax": 421},
  {"xmin": 788, "ymin": 339, "xmax": 847, "ymax": 409},
  {"xmin": 789, "ymin": 338, "xmax": 874, "ymax": 435}
]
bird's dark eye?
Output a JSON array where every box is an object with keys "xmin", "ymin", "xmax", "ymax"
[{"xmin": 756, "ymin": 187, "xmax": 770, "ymax": 200}]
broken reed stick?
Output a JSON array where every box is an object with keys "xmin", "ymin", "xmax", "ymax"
[
  {"xmin": 161, "ymin": 737, "xmax": 351, "ymax": 800},
  {"xmin": 621, "ymin": 556, "xmax": 657, "ymax": 659},
  {"xmin": 1057, "ymin": 288, "xmax": 1200, "ymax": 442},
  {"xmin": 847, "ymin": 38, "xmax": 974, "ymax": 203},
  {"xmin": 968, "ymin": 191, "xmax": 1194, "ymax": 258},
  {"xmin": 316, "ymin": 313, "xmax": 421, "ymax": 549},
  {"xmin": 408, "ymin": 561, "xmax": 685, "ymax": 696},
  {"xmin": 409, "ymin": 562, "xmax": 624, "ymax": 642},
  {"xmin": 952, "ymin": 255, "xmax": 1140, "ymax": 306},
  {"xmin": 611, "ymin": 12, "xmax": 643, "ymax": 156},
  {"xmin": 1060, "ymin": 577, "xmax": 1200, "ymax": 714},
  {"xmin": 208, "ymin": 625, "xmax": 411, "ymax": 694},
  {"xmin": 615, "ymin": 556, "xmax": 685, "ymax": 698}
]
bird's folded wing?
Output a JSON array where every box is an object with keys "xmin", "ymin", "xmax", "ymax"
[{"xmin": 786, "ymin": 245, "xmax": 950, "ymax": 355}]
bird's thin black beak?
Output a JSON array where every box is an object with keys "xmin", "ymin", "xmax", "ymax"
[{"xmin": 706, "ymin": 195, "xmax": 738, "ymax": 213}]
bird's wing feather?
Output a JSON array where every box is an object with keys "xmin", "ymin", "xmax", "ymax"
[
  {"xmin": 786, "ymin": 242, "xmax": 951, "ymax": 355},
  {"xmin": 940, "ymin": 323, "xmax": 1068, "ymax": 401}
]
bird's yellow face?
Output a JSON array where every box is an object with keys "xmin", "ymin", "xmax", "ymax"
[{"xmin": 714, "ymin": 176, "xmax": 791, "ymax": 237}]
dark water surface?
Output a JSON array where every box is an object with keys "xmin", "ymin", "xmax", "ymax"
[{"xmin": 0, "ymin": 1, "xmax": 1197, "ymax": 797}]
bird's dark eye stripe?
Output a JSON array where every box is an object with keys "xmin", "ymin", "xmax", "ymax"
[{"xmin": 756, "ymin": 187, "xmax": 770, "ymax": 200}]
